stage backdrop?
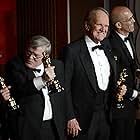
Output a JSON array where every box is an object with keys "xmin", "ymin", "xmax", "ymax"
[{"xmin": 0, "ymin": 0, "xmax": 16, "ymax": 64}]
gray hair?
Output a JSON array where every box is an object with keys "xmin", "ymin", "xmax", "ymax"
[
  {"xmin": 29, "ymin": 35, "xmax": 51, "ymax": 55},
  {"xmin": 84, "ymin": 7, "xmax": 109, "ymax": 26}
]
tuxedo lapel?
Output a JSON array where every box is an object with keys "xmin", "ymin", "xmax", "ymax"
[
  {"xmin": 113, "ymin": 32, "xmax": 134, "ymax": 65},
  {"xmin": 26, "ymin": 68, "xmax": 36, "ymax": 80},
  {"xmin": 19, "ymin": 57, "xmax": 36, "ymax": 81},
  {"xmin": 122, "ymin": 42, "xmax": 134, "ymax": 63},
  {"xmin": 79, "ymin": 39, "xmax": 98, "ymax": 92}
]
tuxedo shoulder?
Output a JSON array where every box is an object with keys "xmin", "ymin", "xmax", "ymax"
[
  {"xmin": 6, "ymin": 55, "xmax": 24, "ymax": 69},
  {"xmin": 51, "ymin": 59, "xmax": 64, "ymax": 66},
  {"xmin": 67, "ymin": 37, "xmax": 85, "ymax": 49},
  {"xmin": 101, "ymin": 38, "xmax": 110, "ymax": 45},
  {"xmin": 101, "ymin": 38, "xmax": 112, "ymax": 49},
  {"xmin": 64, "ymin": 38, "xmax": 85, "ymax": 57}
]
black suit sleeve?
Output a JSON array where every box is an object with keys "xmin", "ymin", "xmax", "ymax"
[
  {"xmin": 5, "ymin": 57, "xmax": 39, "ymax": 100},
  {"xmin": 64, "ymin": 46, "xmax": 76, "ymax": 121}
]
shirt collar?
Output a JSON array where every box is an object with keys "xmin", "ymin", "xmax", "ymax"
[
  {"xmin": 116, "ymin": 31, "xmax": 128, "ymax": 41},
  {"xmin": 85, "ymin": 35, "xmax": 101, "ymax": 49}
]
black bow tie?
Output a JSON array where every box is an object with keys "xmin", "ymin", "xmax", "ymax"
[
  {"xmin": 124, "ymin": 36, "xmax": 130, "ymax": 42},
  {"xmin": 92, "ymin": 45, "xmax": 104, "ymax": 51},
  {"xmin": 32, "ymin": 68, "xmax": 41, "ymax": 73}
]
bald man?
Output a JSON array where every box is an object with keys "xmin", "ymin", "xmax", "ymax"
[{"xmin": 108, "ymin": 6, "xmax": 139, "ymax": 140}]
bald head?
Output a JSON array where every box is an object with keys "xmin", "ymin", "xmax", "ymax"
[
  {"xmin": 110, "ymin": 6, "xmax": 135, "ymax": 35},
  {"xmin": 110, "ymin": 6, "xmax": 132, "ymax": 25}
]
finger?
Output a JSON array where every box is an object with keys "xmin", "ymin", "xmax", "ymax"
[
  {"xmin": 69, "ymin": 127, "xmax": 73, "ymax": 135},
  {"xmin": 67, "ymin": 122, "xmax": 71, "ymax": 135},
  {"xmin": 67, "ymin": 124, "xmax": 73, "ymax": 135},
  {"xmin": 78, "ymin": 126, "xmax": 82, "ymax": 131},
  {"xmin": 74, "ymin": 129, "xmax": 79, "ymax": 137},
  {"xmin": 5, "ymin": 95, "xmax": 10, "ymax": 100},
  {"xmin": 7, "ymin": 86, "xmax": 11, "ymax": 89},
  {"xmin": 72, "ymin": 124, "xmax": 81, "ymax": 137},
  {"xmin": 67, "ymin": 126, "xmax": 72, "ymax": 135},
  {"xmin": 72, "ymin": 128, "xmax": 77, "ymax": 137},
  {"xmin": 67, "ymin": 128, "xmax": 70, "ymax": 135},
  {"xmin": 3, "ymin": 93, "xmax": 10, "ymax": 99},
  {"xmin": 52, "ymin": 66, "xmax": 55, "ymax": 69}
]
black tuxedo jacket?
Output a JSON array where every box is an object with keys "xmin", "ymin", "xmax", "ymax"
[
  {"xmin": 64, "ymin": 37, "xmax": 116, "ymax": 132},
  {"xmin": 109, "ymin": 30, "xmax": 137, "ymax": 119},
  {"xmin": 5, "ymin": 56, "xmax": 65, "ymax": 140}
]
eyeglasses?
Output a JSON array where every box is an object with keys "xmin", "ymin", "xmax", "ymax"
[{"xmin": 26, "ymin": 50, "xmax": 43, "ymax": 60}]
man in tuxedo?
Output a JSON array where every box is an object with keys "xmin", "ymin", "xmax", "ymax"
[
  {"xmin": 108, "ymin": 6, "xmax": 139, "ymax": 140},
  {"xmin": 64, "ymin": 7, "xmax": 126, "ymax": 140},
  {"xmin": 0, "ymin": 35, "xmax": 65, "ymax": 140}
]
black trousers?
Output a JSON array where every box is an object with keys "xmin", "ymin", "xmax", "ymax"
[
  {"xmin": 135, "ymin": 119, "xmax": 140, "ymax": 140},
  {"xmin": 110, "ymin": 118, "xmax": 135, "ymax": 140},
  {"xmin": 88, "ymin": 110, "xmax": 110, "ymax": 140},
  {"xmin": 40, "ymin": 120, "xmax": 58, "ymax": 140}
]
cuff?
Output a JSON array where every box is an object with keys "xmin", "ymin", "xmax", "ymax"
[{"xmin": 129, "ymin": 90, "xmax": 139, "ymax": 101}]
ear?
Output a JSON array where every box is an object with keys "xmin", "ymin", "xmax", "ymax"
[
  {"xmin": 84, "ymin": 22, "xmax": 90, "ymax": 31},
  {"xmin": 115, "ymin": 22, "xmax": 122, "ymax": 29}
]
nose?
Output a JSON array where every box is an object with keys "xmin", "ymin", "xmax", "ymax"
[
  {"xmin": 130, "ymin": 15, "xmax": 135, "ymax": 23},
  {"xmin": 132, "ymin": 17, "xmax": 135, "ymax": 23},
  {"xmin": 100, "ymin": 25, "xmax": 108, "ymax": 32}
]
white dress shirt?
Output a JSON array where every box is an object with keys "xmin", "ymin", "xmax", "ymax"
[
  {"xmin": 33, "ymin": 63, "xmax": 53, "ymax": 120},
  {"xmin": 85, "ymin": 35, "xmax": 110, "ymax": 91}
]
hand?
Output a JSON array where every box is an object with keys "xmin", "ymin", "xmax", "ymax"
[
  {"xmin": 42, "ymin": 66, "xmax": 56, "ymax": 82},
  {"xmin": 116, "ymin": 84, "xmax": 127, "ymax": 101},
  {"xmin": 67, "ymin": 118, "xmax": 81, "ymax": 137},
  {"xmin": 0, "ymin": 86, "xmax": 11, "ymax": 101}
]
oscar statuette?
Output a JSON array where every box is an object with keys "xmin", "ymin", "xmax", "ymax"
[
  {"xmin": 42, "ymin": 52, "xmax": 64, "ymax": 93},
  {"xmin": 116, "ymin": 69, "xmax": 128, "ymax": 109},
  {"xmin": 0, "ymin": 76, "xmax": 19, "ymax": 110}
]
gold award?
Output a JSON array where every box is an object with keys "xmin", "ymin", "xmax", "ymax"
[
  {"xmin": 42, "ymin": 52, "xmax": 64, "ymax": 93},
  {"xmin": 0, "ymin": 76, "xmax": 19, "ymax": 110},
  {"xmin": 116, "ymin": 68, "xmax": 128, "ymax": 108}
]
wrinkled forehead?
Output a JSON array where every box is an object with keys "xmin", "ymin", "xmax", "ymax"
[{"xmin": 88, "ymin": 10, "xmax": 109, "ymax": 25}]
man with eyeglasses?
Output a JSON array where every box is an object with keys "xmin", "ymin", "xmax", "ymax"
[
  {"xmin": 0, "ymin": 35, "xmax": 65, "ymax": 140},
  {"xmin": 108, "ymin": 6, "xmax": 139, "ymax": 140}
]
